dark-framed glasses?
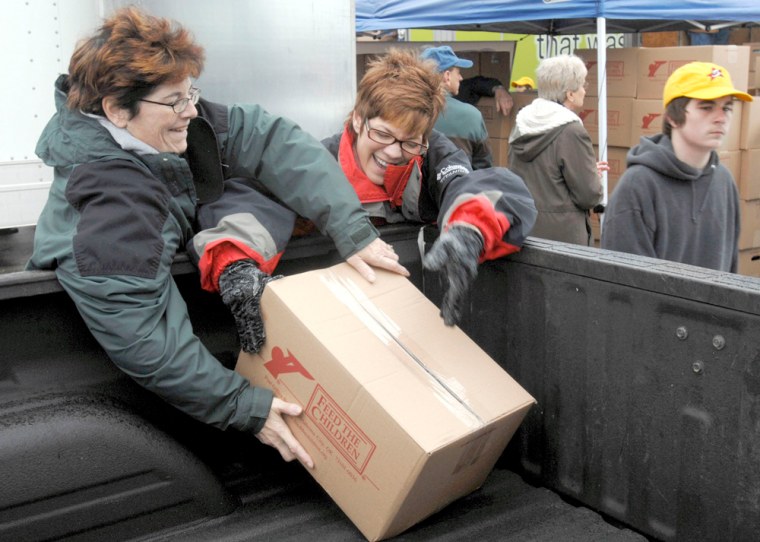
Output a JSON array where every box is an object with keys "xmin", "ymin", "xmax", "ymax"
[
  {"xmin": 365, "ymin": 119, "xmax": 427, "ymax": 155},
  {"xmin": 139, "ymin": 87, "xmax": 201, "ymax": 113}
]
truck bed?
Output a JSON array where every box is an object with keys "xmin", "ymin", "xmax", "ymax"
[
  {"xmin": 147, "ymin": 451, "xmax": 647, "ymax": 542},
  {"xmin": 3, "ymin": 223, "xmax": 759, "ymax": 541}
]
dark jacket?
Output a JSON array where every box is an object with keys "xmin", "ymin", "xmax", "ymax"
[
  {"xmin": 602, "ymin": 134, "xmax": 740, "ymax": 272},
  {"xmin": 456, "ymin": 76, "xmax": 504, "ymax": 106},
  {"xmin": 508, "ymin": 98, "xmax": 602, "ymax": 246},
  {"xmin": 28, "ymin": 75, "xmax": 379, "ymax": 433},
  {"xmin": 322, "ymin": 128, "xmax": 536, "ymax": 261}
]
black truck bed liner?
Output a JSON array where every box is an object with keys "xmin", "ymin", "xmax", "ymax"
[
  {"xmin": 147, "ymin": 457, "xmax": 647, "ymax": 542},
  {"xmin": 3, "ymin": 224, "xmax": 759, "ymax": 541}
]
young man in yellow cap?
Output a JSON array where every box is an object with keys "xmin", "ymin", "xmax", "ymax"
[
  {"xmin": 601, "ymin": 62, "xmax": 752, "ymax": 272},
  {"xmin": 511, "ymin": 76, "xmax": 535, "ymax": 92}
]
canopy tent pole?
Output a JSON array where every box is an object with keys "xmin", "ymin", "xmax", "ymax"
[
  {"xmin": 596, "ymin": 16, "xmax": 608, "ymax": 209},
  {"xmin": 596, "ymin": 16, "xmax": 609, "ymax": 237}
]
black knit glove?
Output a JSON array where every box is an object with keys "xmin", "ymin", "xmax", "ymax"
[
  {"xmin": 423, "ymin": 226, "xmax": 484, "ymax": 327},
  {"xmin": 219, "ymin": 259, "xmax": 281, "ymax": 354}
]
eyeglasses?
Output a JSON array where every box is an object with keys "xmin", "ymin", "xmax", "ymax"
[
  {"xmin": 139, "ymin": 87, "xmax": 201, "ymax": 113},
  {"xmin": 365, "ymin": 119, "xmax": 427, "ymax": 155}
]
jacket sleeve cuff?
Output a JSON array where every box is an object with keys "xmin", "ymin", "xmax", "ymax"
[
  {"xmin": 332, "ymin": 220, "xmax": 379, "ymax": 259},
  {"xmin": 247, "ymin": 386, "xmax": 274, "ymax": 434}
]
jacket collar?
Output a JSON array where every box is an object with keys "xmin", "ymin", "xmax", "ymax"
[{"xmin": 338, "ymin": 125, "xmax": 421, "ymax": 207}]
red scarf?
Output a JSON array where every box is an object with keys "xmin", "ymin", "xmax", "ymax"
[{"xmin": 338, "ymin": 126, "xmax": 421, "ymax": 208}]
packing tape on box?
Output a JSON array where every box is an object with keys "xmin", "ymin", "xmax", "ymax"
[{"xmin": 322, "ymin": 271, "xmax": 484, "ymax": 428}]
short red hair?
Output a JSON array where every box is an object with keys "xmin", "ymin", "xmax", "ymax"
[
  {"xmin": 67, "ymin": 6, "xmax": 205, "ymax": 116},
  {"xmin": 352, "ymin": 48, "xmax": 445, "ymax": 139}
]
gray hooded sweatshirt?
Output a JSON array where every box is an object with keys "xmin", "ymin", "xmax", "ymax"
[{"xmin": 602, "ymin": 134, "xmax": 739, "ymax": 272}]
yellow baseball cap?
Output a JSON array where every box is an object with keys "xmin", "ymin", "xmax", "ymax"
[
  {"xmin": 663, "ymin": 61, "xmax": 753, "ymax": 106},
  {"xmin": 511, "ymin": 76, "xmax": 535, "ymax": 89}
]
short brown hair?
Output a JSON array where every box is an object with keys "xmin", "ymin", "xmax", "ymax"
[
  {"xmin": 663, "ymin": 96, "xmax": 689, "ymax": 137},
  {"xmin": 67, "ymin": 6, "xmax": 205, "ymax": 116},
  {"xmin": 351, "ymin": 48, "xmax": 445, "ymax": 139}
]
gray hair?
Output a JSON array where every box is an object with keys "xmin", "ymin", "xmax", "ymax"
[{"xmin": 536, "ymin": 54, "xmax": 588, "ymax": 103}]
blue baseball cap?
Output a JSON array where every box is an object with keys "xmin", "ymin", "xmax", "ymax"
[{"xmin": 420, "ymin": 46, "xmax": 473, "ymax": 72}]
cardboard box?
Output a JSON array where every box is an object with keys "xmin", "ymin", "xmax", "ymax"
[
  {"xmin": 739, "ymin": 199, "xmax": 760, "ymax": 250},
  {"xmin": 511, "ymin": 90, "xmax": 537, "ymax": 117},
  {"xmin": 457, "ymin": 51, "xmax": 481, "ymax": 76},
  {"xmin": 479, "ymin": 51, "xmax": 511, "ymax": 84},
  {"xmin": 740, "ymin": 97, "xmax": 760, "ymax": 149},
  {"xmin": 746, "ymin": 42, "xmax": 760, "ymax": 81},
  {"xmin": 630, "ymin": 99, "xmax": 663, "ymax": 145},
  {"xmin": 476, "ymin": 97, "xmax": 511, "ymax": 139},
  {"xmin": 575, "ymin": 48, "xmax": 639, "ymax": 97},
  {"xmin": 594, "ymin": 145, "xmax": 629, "ymax": 197},
  {"xmin": 719, "ymin": 150, "xmax": 742, "ymax": 188},
  {"xmin": 580, "ymin": 96, "xmax": 633, "ymax": 148},
  {"xmin": 738, "ymin": 149, "xmax": 760, "ymax": 200},
  {"xmin": 476, "ymin": 92, "xmax": 536, "ymax": 140},
  {"xmin": 236, "ymin": 264, "xmax": 535, "ymax": 541},
  {"xmin": 751, "ymin": 60, "xmax": 760, "ymax": 91},
  {"xmin": 738, "ymin": 247, "xmax": 760, "ymax": 277},
  {"xmin": 489, "ymin": 137, "xmax": 509, "ymax": 167},
  {"xmin": 637, "ymin": 45, "xmax": 750, "ymax": 100},
  {"xmin": 630, "ymin": 99, "xmax": 742, "ymax": 151}
]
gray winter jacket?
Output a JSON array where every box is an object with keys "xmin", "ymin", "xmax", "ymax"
[{"xmin": 508, "ymin": 98, "xmax": 602, "ymax": 246}]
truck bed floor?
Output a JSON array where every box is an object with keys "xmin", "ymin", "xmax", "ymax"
[{"xmin": 146, "ymin": 460, "xmax": 648, "ymax": 542}]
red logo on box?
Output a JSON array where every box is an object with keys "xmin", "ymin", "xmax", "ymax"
[
  {"xmin": 579, "ymin": 109, "xmax": 596, "ymax": 122},
  {"xmin": 641, "ymin": 113, "xmax": 662, "ymax": 129},
  {"xmin": 264, "ymin": 347, "xmax": 314, "ymax": 380},
  {"xmin": 648, "ymin": 60, "xmax": 667, "ymax": 78},
  {"xmin": 306, "ymin": 385, "xmax": 376, "ymax": 474},
  {"xmin": 609, "ymin": 158, "xmax": 623, "ymax": 176},
  {"xmin": 608, "ymin": 60, "xmax": 625, "ymax": 78}
]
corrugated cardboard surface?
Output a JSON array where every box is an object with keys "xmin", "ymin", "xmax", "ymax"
[
  {"xmin": 739, "ymin": 199, "xmax": 760, "ymax": 250},
  {"xmin": 479, "ymin": 51, "xmax": 511, "ymax": 85},
  {"xmin": 740, "ymin": 99, "xmax": 760, "ymax": 149},
  {"xmin": 575, "ymin": 48, "xmax": 639, "ymax": 98},
  {"xmin": 476, "ymin": 97, "xmax": 512, "ymax": 139},
  {"xmin": 739, "ymin": 149, "xmax": 760, "ymax": 200},
  {"xmin": 738, "ymin": 247, "xmax": 760, "ymax": 277},
  {"xmin": 476, "ymin": 92, "xmax": 535, "ymax": 143},
  {"xmin": 593, "ymin": 145, "xmax": 629, "ymax": 197},
  {"xmin": 236, "ymin": 264, "xmax": 535, "ymax": 541},
  {"xmin": 636, "ymin": 45, "xmax": 750, "ymax": 100},
  {"xmin": 630, "ymin": 99, "xmax": 742, "ymax": 152},
  {"xmin": 581, "ymin": 96, "xmax": 633, "ymax": 148}
]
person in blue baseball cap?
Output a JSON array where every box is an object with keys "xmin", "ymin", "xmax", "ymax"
[
  {"xmin": 421, "ymin": 45, "xmax": 473, "ymax": 72},
  {"xmin": 421, "ymin": 46, "xmax": 493, "ymax": 169}
]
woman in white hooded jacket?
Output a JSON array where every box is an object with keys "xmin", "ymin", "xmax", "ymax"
[{"xmin": 508, "ymin": 54, "xmax": 605, "ymax": 246}]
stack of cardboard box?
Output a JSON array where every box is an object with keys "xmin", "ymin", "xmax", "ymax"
[
  {"xmin": 737, "ymin": 96, "xmax": 760, "ymax": 275},
  {"xmin": 475, "ymin": 91, "xmax": 536, "ymax": 167},
  {"xmin": 747, "ymin": 42, "xmax": 760, "ymax": 92},
  {"xmin": 577, "ymin": 45, "xmax": 760, "ymax": 276}
]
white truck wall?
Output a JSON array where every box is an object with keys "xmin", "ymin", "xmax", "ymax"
[{"xmin": 1, "ymin": 0, "xmax": 356, "ymax": 229}]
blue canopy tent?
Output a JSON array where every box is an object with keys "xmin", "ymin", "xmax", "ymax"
[
  {"xmin": 356, "ymin": 0, "xmax": 760, "ymax": 205},
  {"xmin": 356, "ymin": 0, "xmax": 760, "ymax": 36}
]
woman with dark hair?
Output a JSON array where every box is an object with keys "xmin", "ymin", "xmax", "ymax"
[{"xmin": 28, "ymin": 7, "xmax": 408, "ymax": 467}]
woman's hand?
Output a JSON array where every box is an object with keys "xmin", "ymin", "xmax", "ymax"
[
  {"xmin": 346, "ymin": 238, "xmax": 410, "ymax": 283},
  {"xmin": 256, "ymin": 397, "xmax": 314, "ymax": 469}
]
